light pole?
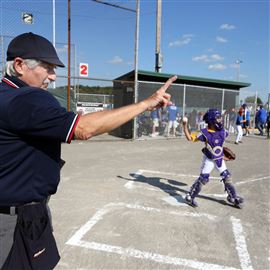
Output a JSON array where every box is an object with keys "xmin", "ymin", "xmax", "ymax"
[
  {"xmin": 235, "ymin": 59, "xmax": 243, "ymax": 81},
  {"xmin": 133, "ymin": 0, "xmax": 140, "ymax": 139},
  {"xmin": 52, "ymin": 0, "xmax": 56, "ymax": 89},
  {"xmin": 155, "ymin": 0, "xmax": 162, "ymax": 73},
  {"xmin": 67, "ymin": 0, "xmax": 71, "ymax": 111}
]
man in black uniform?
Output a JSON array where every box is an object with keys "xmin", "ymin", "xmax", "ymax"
[{"xmin": 0, "ymin": 32, "xmax": 176, "ymax": 269}]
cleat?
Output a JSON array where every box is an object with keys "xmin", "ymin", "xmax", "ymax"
[
  {"xmin": 185, "ymin": 194, "xmax": 198, "ymax": 207},
  {"xmin": 227, "ymin": 195, "xmax": 234, "ymax": 204},
  {"xmin": 227, "ymin": 195, "xmax": 243, "ymax": 208},
  {"xmin": 234, "ymin": 197, "xmax": 244, "ymax": 208}
]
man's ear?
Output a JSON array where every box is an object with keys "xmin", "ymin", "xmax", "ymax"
[{"xmin": 13, "ymin": 57, "xmax": 24, "ymax": 76}]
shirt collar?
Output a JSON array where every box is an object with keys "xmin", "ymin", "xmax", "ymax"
[{"xmin": 2, "ymin": 75, "xmax": 29, "ymax": 88}]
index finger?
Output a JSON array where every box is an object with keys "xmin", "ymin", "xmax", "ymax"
[{"xmin": 160, "ymin": 75, "xmax": 178, "ymax": 93}]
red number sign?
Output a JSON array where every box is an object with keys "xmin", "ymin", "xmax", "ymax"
[{"xmin": 79, "ymin": 63, "xmax": 88, "ymax": 77}]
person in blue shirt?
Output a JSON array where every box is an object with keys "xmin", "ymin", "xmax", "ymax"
[
  {"xmin": 166, "ymin": 101, "xmax": 179, "ymax": 137},
  {"xmin": 242, "ymin": 104, "xmax": 250, "ymax": 136},
  {"xmin": 0, "ymin": 32, "xmax": 177, "ymax": 269},
  {"xmin": 257, "ymin": 105, "xmax": 267, "ymax": 136},
  {"xmin": 235, "ymin": 108, "xmax": 245, "ymax": 144},
  {"xmin": 150, "ymin": 108, "xmax": 161, "ymax": 137}
]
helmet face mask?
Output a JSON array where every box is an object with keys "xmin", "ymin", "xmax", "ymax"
[{"xmin": 204, "ymin": 109, "xmax": 223, "ymax": 130}]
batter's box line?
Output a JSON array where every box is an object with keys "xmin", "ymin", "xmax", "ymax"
[
  {"xmin": 124, "ymin": 169, "xmax": 219, "ymax": 193},
  {"xmin": 132, "ymin": 169, "xmax": 269, "ymax": 186},
  {"xmin": 66, "ymin": 202, "xmax": 253, "ymax": 270},
  {"xmin": 124, "ymin": 169, "xmax": 269, "ymax": 197}
]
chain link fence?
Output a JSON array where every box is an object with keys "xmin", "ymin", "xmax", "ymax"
[
  {"xmin": 136, "ymin": 81, "xmax": 258, "ymax": 139},
  {"xmin": 1, "ymin": 1, "xmax": 264, "ymax": 141}
]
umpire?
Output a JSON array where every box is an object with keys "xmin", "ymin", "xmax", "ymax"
[{"xmin": 0, "ymin": 32, "xmax": 176, "ymax": 269}]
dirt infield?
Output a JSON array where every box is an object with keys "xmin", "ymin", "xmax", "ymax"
[{"xmin": 52, "ymin": 134, "xmax": 270, "ymax": 270}]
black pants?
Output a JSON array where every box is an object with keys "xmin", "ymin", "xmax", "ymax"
[
  {"xmin": 1, "ymin": 203, "xmax": 59, "ymax": 270},
  {"xmin": 0, "ymin": 214, "xmax": 17, "ymax": 268}
]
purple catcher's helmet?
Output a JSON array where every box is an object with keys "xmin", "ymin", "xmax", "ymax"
[{"xmin": 203, "ymin": 108, "xmax": 223, "ymax": 130}]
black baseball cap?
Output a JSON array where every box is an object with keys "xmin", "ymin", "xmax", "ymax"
[{"xmin": 7, "ymin": 32, "xmax": 65, "ymax": 67}]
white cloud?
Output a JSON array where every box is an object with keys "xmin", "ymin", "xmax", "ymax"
[
  {"xmin": 192, "ymin": 54, "xmax": 209, "ymax": 62},
  {"xmin": 108, "ymin": 56, "xmax": 123, "ymax": 64},
  {"xmin": 210, "ymin": 54, "xmax": 224, "ymax": 61},
  {"xmin": 220, "ymin": 23, "xmax": 235, "ymax": 30},
  {"xmin": 192, "ymin": 54, "xmax": 224, "ymax": 62},
  {"xmin": 208, "ymin": 63, "xmax": 227, "ymax": 70},
  {"xmin": 169, "ymin": 34, "xmax": 194, "ymax": 47},
  {"xmin": 216, "ymin": 36, "xmax": 228, "ymax": 43}
]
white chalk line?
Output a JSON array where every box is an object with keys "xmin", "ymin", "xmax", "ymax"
[
  {"xmin": 66, "ymin": 202, "xmax": 252, "ymax": 270},
  {"xmin": 236, "ymin": 175, "xmax": 270, "ymax": 185},
  {"xmin": 124, "ymin": 169, "xmax": 269, "ymax": 199},
  {"xmin": 124, "ymin": 169, "xmax": 219, "ymax": 194},
  {"xmin": 124, "ymin": 169, "xmax": 143, "ymax": 190},
  {"xmin": 72, "ymin": 240, "xmax": 240, "ymax": 270},
  {"xmin": 231, "ymin": 216, "xmax": 254, "ymax": 270}
]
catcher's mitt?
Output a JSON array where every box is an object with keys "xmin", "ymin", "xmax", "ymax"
[{"xmin": 223, "ymin": 146, "xmax": 236, "ymax": 161}]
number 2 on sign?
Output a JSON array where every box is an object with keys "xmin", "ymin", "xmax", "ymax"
[{"xmin": 80, "ymin": 63, "xmax": 88, "ymax": 77}]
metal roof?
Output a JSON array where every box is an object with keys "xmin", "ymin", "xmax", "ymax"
[{"xmin": 115, "ymin": 70, "xmax": 251, "ymax": 90}]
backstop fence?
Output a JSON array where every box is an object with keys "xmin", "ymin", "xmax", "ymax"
[
  {"xmin": 135, "ymin": 81, "xmax": 259, "ymax": 139},
  {"xmin": 0, "ymin": 1, "xmax": 263, "ymax": 140}
]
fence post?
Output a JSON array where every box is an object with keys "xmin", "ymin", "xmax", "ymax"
[
  {"xmin": 252, "ymin": 91, "xmax": 258, "ymax": 133},
  {"xmin": 221, "ymin": 89, "xmax": 225, "ymax": 113},
  {"xmin": 133, "ymin": 0, "xmax": 140, "ymax": 140},
  {"xmin": 182, "ymin": 84, "xmax": 186, "ymax": 137}
]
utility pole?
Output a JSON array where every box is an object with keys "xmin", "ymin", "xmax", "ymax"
[
  {"xmin": 235, "ymin": 59, "xmax": 243, "ymax": 81},
  {"xmin": 67, "ymin": 0, "xmax": 71, "ymax": 111},
  {"xmin": 133, "ymin": 0, "xmax": 140, "ymax": 140},
  {"xmin": 52, "ymin": 0, "xmax": 56, "ymax": 89},
  {"xmin": 155, "ymin": 0, "xmax": 162, "ymax": 73}
]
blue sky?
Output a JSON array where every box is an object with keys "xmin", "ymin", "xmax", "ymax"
[{"xmin": 0, "ymin": 0, "xmax": 269, "ymax": 102}]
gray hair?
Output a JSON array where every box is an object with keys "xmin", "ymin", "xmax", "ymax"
[{"xmin": 5, "ymin": 59, "xmax": 40, "ymax": 76}]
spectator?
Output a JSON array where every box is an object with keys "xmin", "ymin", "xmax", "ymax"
[
  {"xmin": 242, "ymin": 104, "xmax": 250, "ymax": 136},
  {"xmin": 166, "ymin": 101, "xmax": 179, "ymax": 137},
  {"xmin": 229, "ymin": 108, "xmax": 237, "ymax": 134},
  {"xmin": 196, "ymin": 111, "xmax": 206, "ymax": 130},
  {"xmin": 257, "ymin": 105, "xmax": 267, "ymax": 136},
  {"xmin": 160, "ymin": 107, "xmax": 168, "ymax": 135},
  {"xmin": 235, "ymin": 108, "xmax": 245, "ymax": 144},
  {"xmin": 150, "ymin": 108, "xmax": 161, "ymax": 137},
  {"xmin": 255, "ymin": 106, "xmax": 260, "ymax": 129},
  {"xmin": 189, "ymin": 109, "xmax": 197, "ymax": 130}
]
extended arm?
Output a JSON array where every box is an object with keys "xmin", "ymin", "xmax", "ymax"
[
  {"xmin": 182, "ymin": 117, "xmax": 192, "ymax": 141},
  {"xmin": 74, "ymin": 76, "xmax": 177, "ymax": 140}
]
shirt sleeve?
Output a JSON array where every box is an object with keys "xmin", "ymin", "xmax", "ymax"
[
  {"xmin": 190, "ymin": 132, "xmax": 205, "ymax": 142},
  {"xmin": 7, "ymin": 88, "xmax": 80, "ymax": 143}
]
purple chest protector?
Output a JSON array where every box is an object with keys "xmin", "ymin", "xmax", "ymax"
[{"xmin": 201, "ymin": 128, "xmax": 226, "ymax": 167}]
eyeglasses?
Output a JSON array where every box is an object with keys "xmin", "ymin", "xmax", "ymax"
[{"xmin": 39, "ymin": 62, "xmax": 57, "ymax": 73}]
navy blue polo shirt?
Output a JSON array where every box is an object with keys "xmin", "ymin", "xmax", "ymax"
[{"xmin": 0, "ymin": 76, "xmax": 80, "ymax": 206}]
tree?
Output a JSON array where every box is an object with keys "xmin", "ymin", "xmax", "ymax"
[{"xmin": 244, "ymin": 95, "xmax": 263, "ymax": 105}]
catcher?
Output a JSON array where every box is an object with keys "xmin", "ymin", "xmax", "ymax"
[{"xmin": 182, "ymin": 108, "xmax": 243, "ymax": 208}]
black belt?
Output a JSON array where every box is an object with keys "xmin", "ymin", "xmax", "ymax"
[
  {"xmin": 0, "ymin": 206, "xmax": 18, "ymax": 215},
  {"xmin": 0, "ymin": 198, "xmax": 50, "ymax": 216}
]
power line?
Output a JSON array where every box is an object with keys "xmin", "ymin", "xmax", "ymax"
[{"xmin": 91, "ymin": 0, "xmax": 136, "ymax": 13}]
